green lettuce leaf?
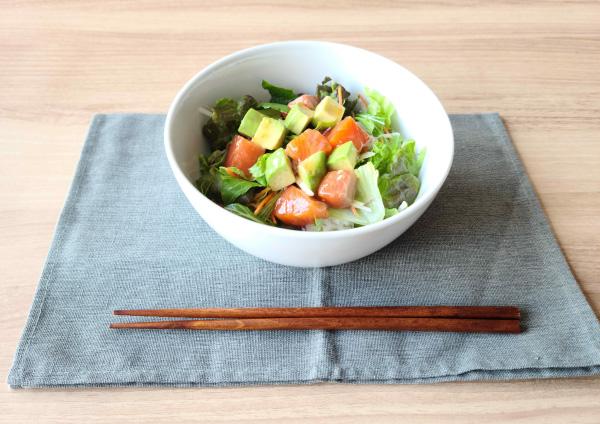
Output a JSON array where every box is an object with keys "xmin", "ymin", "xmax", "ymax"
[
  {"xmin": 258, "ymin": 102, "xmax": 289, "ymax": 113},
  {"xmin": 225, "ymin": 203, "xmax": 273, "ymax": 225},
  {"xmin": 378, "ymin": 173, "xmax": 420, "ymax": 209},
  {"xmin": 261, "ymin": 80, "xmax": 298, "ymax": 104},
  {"xmin": 316, "ymin": 76, "xmax": 358, "ymax": 116},
  {"xmin": 237, "ymin": 95, "xmax": 258, "ymax": 118},
  {"xmin": 355, "ymin": 87, "xmax": 395, "ymax": 136},
  {"xmin": 249, "ymin": 152, "xmax": 271, "ymax": 186},
  {"xmin": 201, "ymin": 95, "xmax": 258, "ymax": 151},
  {"xmin": 224, "ymin": 190, "xmax": 282, "ymax": 226},
  {"xmin": 195, "ymin": 149, "xmax": 226, "ymax": 200},
  {"xmin": 355, "ymin": 113, "xmax": 385, "ymax": 136},
  {"xmin": 256, "ymin": 190, "xmax": 282, "ymax": 223},
  {"xmin": 417, "ymin": 147, "xmax": 427, "ymax": 169},
  {"xmin": 305, "ymin": 217, "xmax": 355, "ymax": 232},
  {"xmin": 369, "ymin": 133, "xmax": 423, "ymax": 209},
  {"xmin": 384, "ymin": 208, "xmax": 399, "ymax": 218},
  {"xmin": 328, "ymin": 162, "xmax": 385, "ymax": 226},
  {"xmin": 371, "ymin": 135, "xmax": 420, "ymax": 178},
  {"xmin": 218, "ymin": 167, "xmax": 263, "ymax": 205}
]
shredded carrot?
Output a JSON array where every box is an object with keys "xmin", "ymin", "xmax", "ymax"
[
  {"xmin": 358, "ymin": 93, "xmax": 369, "ymax": 109},
  {"xmin": 224, "ymin": 167, "xmax": 238, "ymax": 177},
  {"xmin": 253, "ymin": 187, "xmax": 270, "ymax": 201},
  {"xmin": 337, "ymin": 86, "xmax": 343, "ymax": 106},
  {"xmin": 351, "ymin": 206, "xmax": 358, "ymax": 216},
  {"xmin": 270, "ymin": 214, "xmax": 277, "ymax": 224},
  {"xmin": 254, "ymin": 191, "xmax": 275, "ymax": 215}
]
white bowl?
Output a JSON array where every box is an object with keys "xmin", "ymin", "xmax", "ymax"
[{"xmin": 164, "ymin": 41, "xmax": 453, "ymax": 267}]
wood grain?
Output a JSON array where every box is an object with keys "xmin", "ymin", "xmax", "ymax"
[
  {"xmin": 1, "ymin": 0, "xmax": 599, "ymax": 423},
  {"xmin": 112, "ymin": 306, "xmax": 522, "ymax": 319},
  {"xmin": 109, "ymin": 317, "xmax": 522, "ymax": 333}
]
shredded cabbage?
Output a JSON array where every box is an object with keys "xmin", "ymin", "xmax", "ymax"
[{"xmin": 356, "ymin": 87, "xmax": 396, "ymax": 136}]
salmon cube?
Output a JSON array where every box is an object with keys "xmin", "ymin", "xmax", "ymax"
[
  {"xmin": 317, "ymin": 170, "xmax": 357, "ymax": 209},
  {"xmin": 285, "ymin": 129, "xmax": 332, "ymax": 162},
  {"xmin": 224, "ymin": 135, "xmax": 265, "ymax": 177},
  {"xmin": 327, "ymin": 117, "xmax": 370, "ymax": 152},
  {"xmin": 287, "ymin": 94, "xmax": 320, "ymax": 110},
  {"xmin": 274, "ymin": 185, "xmax": 328, "ymax": 227}
]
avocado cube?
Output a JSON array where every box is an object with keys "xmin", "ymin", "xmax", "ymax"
[
  {"xmin": 252, "ymin": 117, "xmax": 287, "ymax": 150},
  {"xmin": 265, "ymin": 148, "xmax": 295, "ymax": 191},
  {"xmin": 284, "ymin": 104, "xmax": 314, "ymax": 135},
  {"xmin": 312, "ymin": 96, "xmax": 345, "ymax": 130},
  {"xmin": 327, "ymin": 141, "xmax": 358, "ymax": 171},
  {"xmin": 297, "ymin": 151, "xmax": 327, "ymax": 194},
  {"xmin": 238, "ymin": 109, "xmax": 265, "ymax": 138}
]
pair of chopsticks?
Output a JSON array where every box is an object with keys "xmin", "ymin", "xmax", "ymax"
[{"xmin": 110, "ymin": 306, "xmax": 521, "ymax": 333}]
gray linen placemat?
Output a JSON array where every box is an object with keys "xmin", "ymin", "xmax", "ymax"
[{"xmin": 8, "ymin": 113, "xmax": 600, "ymax": 388}]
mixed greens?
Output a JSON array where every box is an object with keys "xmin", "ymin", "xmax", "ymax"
[{"xmin": 196, "ymin": 77, "xmax": 424, "ymax": 231}]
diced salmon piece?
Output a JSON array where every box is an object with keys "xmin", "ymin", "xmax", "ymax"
[
  {"xmin": 287, "ymin": 94, "xmax": 320, "ymax": 110},
  {"xmin": 317, "ymin": 170, "xmax": 357, "ymax": 209},
  {"xmin": 224, "ymin": 135, "xmax": 265, "ymax": 177},
  {"xmin": 327, "ymin": 117, "xmax": 370, "ymax": 152},
  {"xmin": 285, "ymin": 129, "xmax": 332, "ymax": 162},
  {"xmin": 274, "ymin": 185, "xmax": 328, "ymax": 227}
]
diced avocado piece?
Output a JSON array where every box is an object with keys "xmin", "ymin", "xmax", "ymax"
[
  {"xmin": 238, "ymin": 109, "xmax": 266, "ymax": 138},
  {"xmin": 265, "ymin": 148, "xmax": 295, "ymax": 191},
  {"xmin": 297, "ymin": 151, "xmax": 327, "ymax": 194},
  {"xmin": 252, "ymin": 117, "xmax": 287, "ymax": 150},
  {"xmin": 238, "ymin": 108, "xmax": 282, "ymax": 138},
  {"xmin": 312, "ymin": 96, "xmax": 345, "ymax": 130},
  {"xmin": 284, "ymin": 104, "xmax": 314, "ymax": 135},
  {"xmin": 327, "ymin": 141, "xmax": 358, "ymax": 171}
]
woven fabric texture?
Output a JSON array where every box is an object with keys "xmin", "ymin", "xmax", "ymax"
[{"xmin": 8, "ymin": 113, "xmax": 600, "ymax": 388}]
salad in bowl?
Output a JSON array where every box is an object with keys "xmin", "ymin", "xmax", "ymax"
[{"xmin": 196, "ymin": 77, "xmax": 424, "ymax": 232}]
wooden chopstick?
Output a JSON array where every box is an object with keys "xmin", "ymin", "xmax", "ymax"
[
  {"xmin": 111, "ymin": 306, "xmax": 521, "ymax": 333},
  {"xmin": 110, "ymin": 317, "xmax": 521, "ymax": 333},
  {"xmin": 113, "ymin": 306, "xmax": 520, "ymax": 320}
]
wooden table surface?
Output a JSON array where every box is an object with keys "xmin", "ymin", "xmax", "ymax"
[{"xmin": 1, "ymin": 1, "xmax": 599, "ymax": 422}]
